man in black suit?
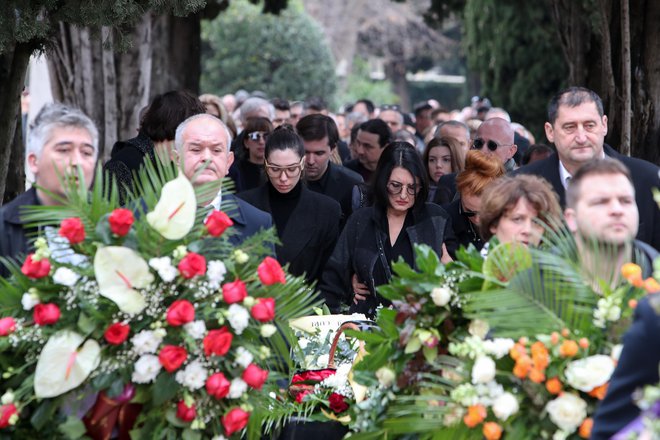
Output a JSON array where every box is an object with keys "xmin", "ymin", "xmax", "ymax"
[
  {"xmin": 515, "ymin": 87, "xmax": 660, "ymax": 250},
  {"xmin": 175, "ymin": 114, "xmax": 272, "ymax": 246},
  {"xmin": 344, "ymin": 119, "xmax": 391, "ymax": 182},
  {"xmin": 296, "ymin": 114, "xmax": 363, "ymax": 228}
]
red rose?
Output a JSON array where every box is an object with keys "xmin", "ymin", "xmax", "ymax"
[
  {"xmin": 108, "ymin": 208, "xmax": 134, "ymax": 236},
  {"xmin": 257, "ymin": 257, "xmax": 286, "ymax": 285},
  {"xmin": 292, "ymin": 369, "xmax": 336, "ymax": 384},
  {"xmin": 104, "ymin": 322, "xmax": 130, "ymax": 345},
  {"xmin": 328, "ymin": 392, "xmax": 349, "ymax": 413},
  {"xmin": 166, "ymin": 300, "xmax": 195, "ymax": 326},
  {"xmin": 0, "ymin": 317, "xmax": 16, "ymax": 337},
  {"xmin": 178, "ymin": 252, "xmax": 207, "ymax": 279},
  {"xmin": 21, "ymin": 254, "xmax": 51, "ymax": 279},
  {"xmin": 0, "ymin": 403, "xmax": 18, "ymax": 428},
  {"xmin": 175, "ymin": 400, "xmax": 196, "ymax": 422},
  {"xmin": 203, "ymin": 327, "xmax": 233, "ymax": 357},
  {"xmin": 33, "ymin": 303, "xmax": 61, "ymax": 326},
  {"xmin": 242, "ymin": 363, "xmax": 268, "ymax": 390},
  {"xmin": 59, "ymin": 217, "xmax": 86, "ymax": 244},
  {"xmin": 222, "ymin": 279, "xmax": 247, "ymax": 304},
  {"xmin": 205, "ymin": 210, "xmax": 233, "ymax": 237},
  {"xmin": 206, "ymin": 372, "xmax": 231, "ymax": 399},
  {"xmin": 158, "ymin": 345, "xmax": 188, "ymax": 372},
  {"xmin": 295, "ymin": 390, "xmax": 311, "ymax": 403},
  {"xmin": 222, "ymin": 408, "xmax": 250, "ymax": 437},
  {"xmin": 251, "ymin": 297, "xmax": 275, "ymax": 322}
]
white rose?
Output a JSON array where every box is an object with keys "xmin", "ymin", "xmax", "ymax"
[
  {"xmin": 468, "ymin": 320, "xmax": 490, "ymax": 339},
  {"xmin": 430, "ymin": 286, "xmax": 452, "ymax": 307},
  {"xmin": 471, "ymin": 356, "xmax": 496, "ymax": 384},
  {"xmin": 52, "ymin": 267, "xmax": 80, "ymax": 287},
  {"xmin": 131, "ymin": 330, "xmax": 164, "ymax": 355},
  {"xmin": 1, "ymin": 391, "xmax": 14, "ymax": 405},
  {"xmin": 207, "ymin": 260, "xmax": 227, "ymax": 288},
  {"xmin": 234, "ymin": 347, "xmax": 254, "ymax": 368},
  {"xmin": 546, "ymin": 393, "xmax": 587, "ymax": 433},
  {"xmin": 175, "ymin": 359, "xmax": 208, "ymax": 390},
  {"xmin": 483, "ymin": 338, "xmax": 515, "ymax": 359},
  {"xmin": 149, "ymin": 257, "xmax": 177, "ymax": 282},
  {"xmin": 21, "ymin": 292, "xmax": 41, "ymax": 310},
  {"xmin": 376, "ymin": 367, "xmax": 396, "ymax": 388},
  {"xmin": 317, "ymin": 354, "xmax": 329, "ymax": 368},
  {"xmin": 260, "ymin": 324, "xmax": 277, "ymax": 338},
  {"xmin": 565, "ymin": 355, "xmax": 615, "ymax": 392},
  {"xmin": 229, "ymin": 378, "xmax": 248, "ymax": 398},
  {"xmin": 132, "ymin": 355, "xmax": 162, "ymax": 383},
  {"xmin": 184, "ymin": 320, "xmax": 207, "ymax": 340},
  {"xmin": 227, "ymin": 304, "xmax": 250, "ymax": 335},
  {"xmin": 492, "ymin": 392, "xmax": 519, "ymax": 421}
]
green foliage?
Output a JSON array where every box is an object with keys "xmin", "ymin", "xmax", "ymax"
[
  {"xmin": 201, "ymin": 0, "xmax": 337, "ymax": 102},
  {"xmin": 338, "ymin": 58, "xmax": 399, "ymax": 108},
  {"xmin": 463, "ymin": 0, "xmax": 567, "ymax": 136}
]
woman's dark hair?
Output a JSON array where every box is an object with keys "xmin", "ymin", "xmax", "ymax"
[
  {"xmin": 264, "ymin": 124, "xmax": 304, "ymax": 159},
  {"xmin": 139, "ymin": 90, "xmax": 206, "ymax": 142},
  {"xmin": 423, "ymin": 136, "xmax": 466, "ymax": 182},
  {"xmin": 372, "ymin": 142, "xmax": 429, "ymax": 213},
  {"xmin": 243, "ymin": 116, "xmax": 273, "ymax": 138}
]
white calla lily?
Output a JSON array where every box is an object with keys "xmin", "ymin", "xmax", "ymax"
[
  {"xmin": 146, "ymin": 174, "xmax": 196, "ymax": 239},
  {"xmin": 94, "ymin": 246, "xmax": 153, "ymax": 314},
  {"xmin": 34, "ymin": 331, "xmax": 100, "ymax": 398}
]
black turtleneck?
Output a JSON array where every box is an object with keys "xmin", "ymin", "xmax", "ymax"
[{"xmin": 268, "ymin": 180, "xmax": 302, "ymax": 235}]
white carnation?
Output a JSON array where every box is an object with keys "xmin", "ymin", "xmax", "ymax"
[
  {"xmin": 471, "ymin": 356, "xmax": 496, "ymax": 384},
  {"xmin": 260, "ymin": 324, "xmax": 277, "ymax": 338},
  {"xmin": 492, "ymin": 392, "xmax": 519, "ymax": 421},
  {"xmin": 468, "ymin": 320, "xmax": 490, "ymax": 339},
  {"xmin": 184, "ymin": 320, "xmax": 207, "ymax": 340},
  {"xmin": 430, "ymin": 286, "xmax": 452, "ymax": 307},
  {"xmin": 52, "ymin": 267, "xmax": 80, "ymax": 287},
  {"xmin": 565, "ymin": 355, "xmax": 615, "ymax": 392},
  {"xmin": 131, "ymin": 329, "xmax": 165, "ymax": 355},
  {"xmin": 149, "ymin": 257, "xmax": 177, "ymax": 282},
  {"xmin": 228, "ymin": 378, "xmax": 248, "ymax": 398},
  {"xmin": 132, "ymin": 355, "xmax": 162, "ymax": 383},
  {"xmin": 483, "ymin": 338, "xmax": 515, "ymax": 359},
  {"xmin": 21, "ymin": 292, "xmax": 41, "ymax": 311},
  {"xmin": 175, "ymin": 359, "xmax": 208, "ymax": 390},
  {"xmin": 546, "ymin": 393, "xmax": 587, "ymax": 433},
  {"xmin": 317, "ymin": 354, "xmax": 329, "ymax": 368},
  {"xmin": 234, "ymin": 347, "xmax": 254, "ymax": 368},
  {"xmin": 227, "ymin": 304, "xmax": 250, "ymax": 335},
  {"xmin": 207, "ymin": 260, "xmax": 227, "ymax": 288}
]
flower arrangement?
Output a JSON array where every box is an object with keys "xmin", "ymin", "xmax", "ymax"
[{"xmin": 0, "ymin": 172, "xmax": 318, "ymax": 439}]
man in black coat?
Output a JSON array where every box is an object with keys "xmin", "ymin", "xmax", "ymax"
[
  {"xmin": 296, "ymin": 114, "xmax": 363, "ymax": 228},
  {"xmin": 344, "ymin": 119, "xmax": 391, "ymax": 182},
  {"xmin": 515, "ymin": 87, "xmax": 660, "ymax": 250}
]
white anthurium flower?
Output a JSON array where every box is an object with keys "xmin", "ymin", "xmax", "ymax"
[
  {"xmin": 95, "ymin": 246, "xmax": 153, "ymax": 314},
  {"xmin": 146, "ymin": 173, "xmax": 196, "ymax": 240},
  {"xmin": 34, "ymin": 331, "xmax": 101, "ymax": 398}
]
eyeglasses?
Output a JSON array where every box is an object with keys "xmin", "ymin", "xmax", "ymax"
[
  {"xmin": 387, "ymin": 181, "xmax": 418, "ymax": 196},
  {"xmin": 472, "ymin": 138, "xmax": 511, "ymax": 152},
  {"xmin": 459, "ymin": 201, "xmax": 479, "ymax": 218},
  {"xmin": 264, "ymin": 158, "xmax": 304, "ymax": 178},
  {"xmin": 380, "ymin": 104, "xmax": 401, "ymax": 111},
  {"xmin": 247, "ymin": 132, "xmax": 269, "ymax": 142}
]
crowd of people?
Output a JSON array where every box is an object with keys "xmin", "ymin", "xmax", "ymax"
[{"xmin": 1, "ymin": 86, "xmax": 660, "ymax": 438}]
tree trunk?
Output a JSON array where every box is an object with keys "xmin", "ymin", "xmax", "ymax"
[
  {"xmin": 620, "ymin": 0, "xmax": 631, "ymax": 156},
  {"xmin": 386, "ymin": 60, "xmax": 411, "ymax": 112},
  {"xmin": 0, "ymin": 42, "xmax": 32, "ymax": 205}
]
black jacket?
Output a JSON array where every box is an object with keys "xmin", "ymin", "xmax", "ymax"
[
  {"xmin": 514, "ymin": 144, "xmax": 660, "ymax": 250},
  {"xmin": 103, "ymin": 133, "xmax": 155, "ymax": 204},
  {"xmin": 320, "ymin": 203, "xmax": 455, "ymax": 316},
  {"xmin": 442, "ymin": 197, "xmax": 483, "ymax": 253},
  {"xmin": 307, "ymin": 162, "xmax": 363, "ymax": 229},
  {"xmin": 237, "ymin": 184, "xmax": 341, "ymax": 285},
  {"xmin": 0, "ymin": 187, "xmax": 39, "ymax": 275}
]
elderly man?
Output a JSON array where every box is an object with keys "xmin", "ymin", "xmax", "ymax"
[
  {"xmin": 0, "ymin": 103, "xmax": 98, "ymax": 269},
  {"xmin": 434, "ymin": 120, "xmax": 471, "ymax": 153},
  {"xmin": 174, "ymin": 114, "xmax": 271, "ymax": 245},
  {"xmin": 516, "ymin": 86, "xmax": 660, "ymax": 250},
  {"xmin": 377, "ymin": 106, "xmax": 404, "ymax": 133}
]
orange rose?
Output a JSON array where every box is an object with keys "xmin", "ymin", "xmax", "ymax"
[
  {"xmin": 578, "ymin": 338, "xmax": 589, "ymax": 349},
  {"xmin": 620, "ymin": 263, "xmax": 642, "ymax": 281},
  {"xmin": 463, "ymin": 404, "xmax": 486, "ymax": 428},
  {"xmin": 561, "ymin": 328, "xmax": 570, "ymax": 337},
  {"xmin": 528, "ymin": 368, "xmax": 546, "ymax": 383},
  {"xmin": 559, "ymin": 340, "xmax": 579, "ymax": 357},
  {"xmin": 483, "ymin": 422, "xmax": 503, "ymax": 440},
  {"xmin": 579, "ymin": 418, "xmax": 593, "ymax": 438},
  {"xmin": 644, "ymin": 277, "xmax": 660, "ymax": 293},
  {"xmin": 589, "ymin": 383, "xmax": 609, "ymax": 400},
  {"xmin": 509, "ymin": 343, "xmax": 526, "ymax": 361},
  {"xmin": 628, "ymin": 299, "xmax": 638, "ymax": 309},
  {"xmin": 550, "ymin": 332, "xmax": 560, "ymax": 345},
  {"xmin": 513, "ymin": 356, "xmax": 532, "ymax": 379},
  {"xmin": 545, "ymin": 377, "xmax": 563, "ymax": 395}
]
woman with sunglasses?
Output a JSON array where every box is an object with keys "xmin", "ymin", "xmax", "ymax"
[
  {"xmin": 237, "ymin": 126, "xmax": 341, "ymax": 285},
  {"xmin": 423, "ymin": 136, "xmax": 465, "ymax": 202},
  {"xmin": 442, "ymin": 150, "xmax": 505, "ymax": 252},
  {"xmin": 228, "ymin": 116, "xmax": 273, "ymax": 192},
  {"xmin": 321, "ymin": 142, "xmax": 456, "ymax": 317}
]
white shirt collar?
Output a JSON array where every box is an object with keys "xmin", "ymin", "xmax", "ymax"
[
  {"xmin": 558, "ymin": 150, "xmax": 607, "ymax": 190},
  {"xmin": 208, "ymin": 188, "xmax": 222, "ymax": 211}
]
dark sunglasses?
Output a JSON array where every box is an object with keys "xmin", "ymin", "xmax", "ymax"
[
  {"xmin": 247, "ymin": 132, "xmax": 269, "ymax": 142},
  {"xmin": 459, "ymin": 201, "xmax": 478, "ymax": 218},
  {"xmin": 472, "ymin": 138, "xmax": 501, "ymax": 152}
]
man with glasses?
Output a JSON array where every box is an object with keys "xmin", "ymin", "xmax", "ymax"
[
  {"xmin": 296, "ymin": 114, "xmax": 363, "ymax": 228},
  {"xmin": 515, "ymin": 86, "xmax": 660, "ymax": 250}
]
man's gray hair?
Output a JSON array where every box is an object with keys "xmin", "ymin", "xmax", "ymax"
[
  {"xmin": 434, "ymin": 120, "xmax": 470, "ymax": 138},
  {"xmin": 239, "ymin": 97, "xmax": 275, "ymax": 123},
  {"xmin": 174, "ymin": 113, "xmax": 233, "ymax": 155},
  {"xmin": 27, "ymin": 103, "xmax": 99, "ymax": 159}
]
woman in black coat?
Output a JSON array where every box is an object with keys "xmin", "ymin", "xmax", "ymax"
[
  {"xmin": 321, "ymin": 142, "xmax": 457, "ymax": 317},
  {"xmin": 238, "ymin": 126, "xmax": 341, "ymax": 286}
]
